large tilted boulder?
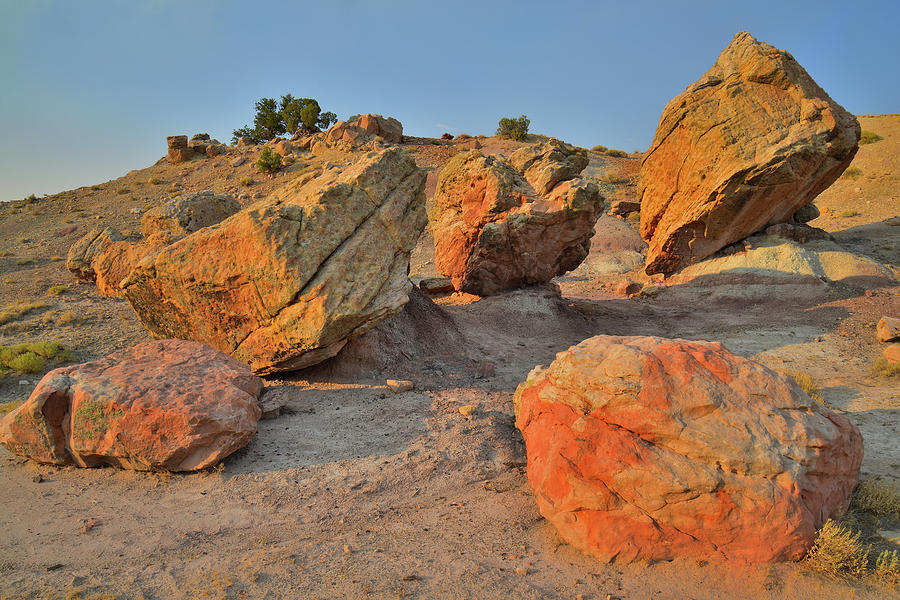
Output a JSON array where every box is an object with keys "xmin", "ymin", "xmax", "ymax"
[
  {"xmin": 0, "ymin": 340, "xmax": 263, "ymax": 471},
  {"xmin": 121, "ymin": 148, "xmax": 427, "ymax": 374},
  {"xmin": 431, "ymin": 144, "xmax": 603, "ymax": 295},
  {"xmin": 326, "ymin": 114, "xmax": 403, "ymax": 145},
  {"xmin": 140, "ymin": 190, "xmax": 240, "ymax": 238},
  {"xmin": 514, "ymin": 335, "xmax": 863, "ymax": 563},
  {"xmin": 639, "ymin": 31, "xmax": 860, "ymax": 276}
]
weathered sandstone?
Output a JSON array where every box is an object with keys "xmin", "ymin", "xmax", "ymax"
[
  {"xmin": 140, "ymin": 190, "xmax": 240, "ymax": 238},
  {"xmin": 514, "ymin": 335, "xmax": 863, "ymax": 563},
  {"xmin": 122, "ymin": 148, "xmax": 426, "ymax": 374},
  {"xmin": 639, "ymin": 31, "xmax": 860, "ymax": 275},
  {"xmin": 431, "ymin": 146, "xmax": 603, "ymax": 295}
]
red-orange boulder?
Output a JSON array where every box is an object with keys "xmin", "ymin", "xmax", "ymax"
[
  {"xmin": 639, "ymin": 31, "xmax": 860, "ymax": 275},
  {"xmin": 0, "ymin": 340, "xmax": 263, "ymax": 471},
  {"xmin": 513, "ymin": 335, "xmax": 863, "ymax": 563},
  {"xmin": 432, "ymin": 146, "xmax": 603, "ymax": 295}
]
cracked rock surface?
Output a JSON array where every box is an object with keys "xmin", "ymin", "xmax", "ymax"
[
  {"xmin": 639, "ymin": 31, "xmax": 860, "ymax": 276},
  {"xmin": 122, "ymin": 147, "xmax": 427, "ymax": 374},
  {"xmin": 513, "ymin": 334, "xmax": 863, "ymax": 563}
]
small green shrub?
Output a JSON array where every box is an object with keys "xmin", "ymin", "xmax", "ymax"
[
  {"xmin": 256, "ymin": 147, "xmax": 282, "ymax": 173},
  {"xmin": 496, "ymin": 115, "xmax": 530, "ymax": 141},
  {"xmin": 841, "ymin": 166, "xmax": 863, "ymax": 179},
  {"xmin": 7, "ymin": 352, "xmax": 45, "ymax": 373},
  {"xmin": 782, "ymin": 370, "xmax": 824, "ymax": 404},
  {"xmin": 46, "ymin": 285, "xmax": 67, "ymax": 296},
  {"xmin": 839, "ymin": 210, "xmax": 861, "ymax": 218},
  {"xmin": 148, "ymin": 177, "xmax": 162, "ymax": 184},
  {"xmin": 605, "ymin": 149, "xmax": 628, "ymax": 158},
  {"xmin": 860, "ymin": 131, "xmax": 883, "ymax": 145},
  {"xmin": 853, "ymin": 478, "xmax": 900, "ymax": 518},
  {"xmin": 591, "ymin": 144, "xmax": 608, "ymax": 153},
  {"xmin": 804, "ymin": 520, "xmax": 869, "ymax": 578},
  {"xmin": 116, "ymin": 187, "xmax": 130, "ymax": 195},
  {"xmin": 23, "ymin": 194, "xmax": 37, "ymax": 204},
  {"xmin": 872, "ymin": 357, "xmax": 900, "ymax": 377},
  {"xmin": 240, "ymin": 176, "xmax": 254, "ymax": 187}
]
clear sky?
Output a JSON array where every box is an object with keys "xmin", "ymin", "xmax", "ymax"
[{"xmin": 1, "ymin": 0, "xmax": 897, "ymax": 201}]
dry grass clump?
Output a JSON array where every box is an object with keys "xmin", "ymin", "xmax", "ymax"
[
  {"xmin": 872, "ymin": 357, "xmax": 900, "ymax": 377},
  {"xmin": 860, "ymin": 130, "xmax": 883, "ymax": 145},
  {"xmin": 241, "ymin": 176, "xmax": 254, "ymax": 187},
  {"xmin": 782, "ymin": 370, "xmax": 824, "ymax": 404},
  {"xmin": 0, "ymin": 300, "xmax": 48, "ymax": 325},
  {"xmin": 596, "ymin": 173, "xmax": 628, "ymax": 185},
  {"xmin": 605, "ymin": 149, "xmax": 628, "ymax": 158},
  {"xmin": 805, "ymin": 520, "xmax": 870, "ymax": 577},
  {"xmin": 839, "ymin": 210, "xmax": 861, "ymax": 218},
  {"xmin": 853, "ymin": 478, "xmax": 900, "ymax": 519},
  {"xmin": 591, "ymin": 144, "xmax": 608, "ymax": 153},
  {"xmin": 841, "ymin": 166, "xmax": 863, "ymax": 179},
  {"xmin": 56, "ymin": 311, "xmax": 78, "ymax": 326},
  {"xmin": 804, "ymin": 478, "xmax": 900, "ymax": 586},
  {"xmin": 0, "ymin": 400, "xmax": 23, "ymax": 414},
  {"xmin": 46, "ymin": 285, "xmax": 67, "ymax": 296}
]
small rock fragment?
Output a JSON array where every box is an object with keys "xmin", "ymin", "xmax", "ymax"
[
  {"xmin": 386, "ymin": 380, "xmax": 414, "ymax": 393},
  {"xmin": 459, "ymin": 405, "xmax": 476, "ymax": 418},
  {"xmin": 876, "ymin": 316, "xmax": 900, "ymax": 343},
  {"xmin": 81, "ymin": 518, "xmax": 101, "ymax": 533}
]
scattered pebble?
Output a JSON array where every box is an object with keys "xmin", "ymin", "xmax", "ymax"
[
  {"xmin": 32, "ymin": 474, "xmax": 42, "ymax": 483},
  {"xmin": 386, "ymin": 379, "xmax": 414, "ymax": 393},
  {"xmin": 515, "ymin": 567, "xmax": 527, "ymax": 576},
  {"xmin": 81, "ymin": 518, "xmax": 101, "ymax": 533},
  {"xmin": 343, "ymin": 545, "xmax": 352, "ymax": 554},
  {"xmin": 458, "ymin": 404, "xmax": 476, "ymax": 418}
]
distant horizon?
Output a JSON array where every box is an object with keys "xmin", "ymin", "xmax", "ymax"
[{"xmin": 2, "ymin": 0, "xmax": 898, "ymax": 202}]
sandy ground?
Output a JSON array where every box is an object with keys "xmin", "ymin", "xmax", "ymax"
[{"xmin": 0, "ymin": 122, "xmax": 898, "ymax": 599}]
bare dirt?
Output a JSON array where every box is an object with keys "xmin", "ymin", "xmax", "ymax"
[{"xmin": 0, "ymin": 123, "xmax": 897, "ymax": 599}]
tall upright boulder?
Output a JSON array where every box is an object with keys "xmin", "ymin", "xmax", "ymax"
[
  {"xmin": 432, "ymin": 143, "xmax": 603, "ymax": 296},
  {"xmin": 121, "ymin": 148, "xmax": 427, "ymax": 374},
  {"xmin": 639, "ymin": 31, "xmax": 860, "ymax": 275}
]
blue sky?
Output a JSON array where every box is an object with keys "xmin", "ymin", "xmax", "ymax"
[{"xmin": 1, "ymin": 0, "xmax": 897, "ymax": 201}]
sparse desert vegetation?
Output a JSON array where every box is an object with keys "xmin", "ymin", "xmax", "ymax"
[
  {"xmin": 860, "ymin": 130, "xmax": 883, "ymax": 144},
  {"xmin": 256, "ymin": 147, "xmax": 282, "ymax": 173},
  {"xmin": 496, "ymin": 114, "xmax": 530, "ymax": 141}
]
